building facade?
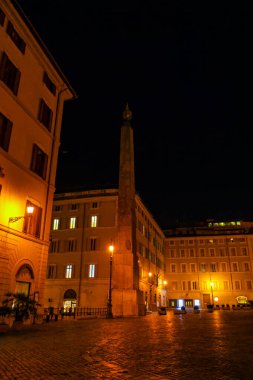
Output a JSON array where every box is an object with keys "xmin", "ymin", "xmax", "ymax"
[
  {"xmin": 46, "ymin": 190, "xmax": 166, "ymax": 315},
  {"xmin": 164, "ymin": 220, "xmax": 253, "ymax": 308},
  {"xmin": 0, "ymin": 0, "xmax": 76, "ymax": 308}
]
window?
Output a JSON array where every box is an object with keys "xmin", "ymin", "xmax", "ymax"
[
  {"xmin": 0, "ymin": 112, "xmax": 12, "ymax": 151},
  {"xmin": 69, "ymin": 217, "xmax": 77, "ymax": 229},
  {"xmin": 192, "ymin": 281, "xmax": 198, "ymax": 290},
  {"xmin": 180, "ymin": 240, "xmax": 185, "ymax": 245},
  {"xmin": 181, "ymin": 263, "xmax": 186, "ymax": 273},
  {"xmin": 169, "ymin": 240, "xmax": 175, "ymax": 246},
  {"xmin": 90, "ymin": 238, "xmax": 97, "ymax": 251},
  {"xmin": 209, "ymin": 248, "xmax": 215, "ymax": 257},
  {"xmin": 190, "ymin": 263, "xmax": 196, "ymax": 272},
  {"xmin": 221, "ymin": 262, "xmax": 227, "ymax": 272},
  {"xmin": 0, "ymin": 52, "xmax": 21, "ymax": 95},
  {"xmin": 68, "ymin": 239, "xmax": 77, "ymax": 252},
  {"xmin": 43, "ymin": 72, "xmax": 56, "ymax": 95},
  {"xmin": 6, "ymin": 21, "xmax": 26, "ymax": 53},
  {"xmin": 170, "ymin": 249, "xmax": 175, "ymax": 258},
  {"xmin": 180, "ymin": 249, "xmax": 185, "ymax": 257},
  {"xmin": 241, "ymin": 248, "xmax": 248, "ymax": 256},
  {"xmin": 92, "ymin": 202, "xmax": 98, "ymax": 208},
  {"xmin": 244, "ymin": 262, "xmax": 250, "ymax": 272},
  {"xmin": 91, "ymin": 215, "xmax": 97, "ymax": 228},
  {"xmin": 30, "ymin": 144, "xmax": 48, "ymax": 179},
  {"xmin": 53, "ymin": 218, "xmax": 60, "ymax": 230},
  {"xmin": 211, "ymin": 263, "xmax": 217, "ymax": 272},
  {"xmin": 246, "ymin": 280, "xmax": 252, "ymax": 290},
  {"xmin": 182, "ymin": 281, "xmax": 186, "ymax": 291},
  {"xmin": 189, "ymin": 249, "xmax": 195, "ymax": 257},
  {"xmin": 232, "ymin": 262, "xmax": 238, "ymax": 272},
  {"xmin": 171, "ymin": 281, "xmax": 177, "ymax": 290},
  {"xmin": 50, "ymin": 240, "xmax": 59, "ymax": 253},
  {"xmin": 223, "ymin": 281, "xmax": 229, "ymax": 290},
  {"xmin": 219, "ymin": 248, "xmax": 225, "ymax": 257},
  {"xmin": 65, "ymin": 264, "xmax": 73, "ymax": 279},
  {"xmin": 200, "ymin": 248, "xmax": 205, "ymax": 257},
  {"xmin": 234, "ymin": 281, "xmax": 241, "ymax": 290},
  {"xmin": 70, "ymin": 203, "xmax": 79, "ymax": 210},
  {"xmin": 171, "ymin": 264, "xmax": 176, "ymax": 273},
  {"xmin": 38, "ymin": 99, "xmax": 53, "ymax": 131},
  {"xmin": 89, "ymin": 264, "xmax": 95, "ymax": 278},
  {"xmin": 0, "ymin": 8, "xmax": 5, "ymax": 26},
  {"xmin": 23, "ymin": 201, "xmax": 42, "ymax": 238},
  {"xmin": 47, "ymin": 265, "xmax": 56, "ymax": 279},
  {"xmin": 230, "ymin": 248, "xmax": 236, "ymax": 256},
  {"xmin": 200, "ymin": 263, "xmax": 206, "ymax": 272},
  {"xmin": 53, "ymin": 205, "xmax": 62, "ymax": 212},
  {"xmin": 188, "ymin": 240, "xmax": 194, "ymax": 245}
]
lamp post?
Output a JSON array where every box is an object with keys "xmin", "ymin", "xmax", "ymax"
[
  {"xmin": 210, "ymin": 282, "xmax": 214, "ymax": 306},
  {"xmin": 107, "ymin": 244, "xmax": 114, "ymax": 319}
]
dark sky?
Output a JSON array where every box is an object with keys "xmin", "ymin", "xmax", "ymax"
[{"xmin": 17, "ymin": 0, "xmax": 252, "ymax": 229}]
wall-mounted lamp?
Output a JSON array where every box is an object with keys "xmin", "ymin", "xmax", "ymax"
[{"xmin": 9, "ymin": 205, "xmax": 34, "ymax": 223}]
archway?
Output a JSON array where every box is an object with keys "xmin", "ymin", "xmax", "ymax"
[
  {"xmin": 63, "ymin": 289, "xmax": 77, "ymax": 312},
  {"xmin": 15, "ymin": 264, "xmax": 34, "ymax": 296}
]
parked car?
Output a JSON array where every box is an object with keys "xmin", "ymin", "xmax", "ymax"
[{"xmin": 158, "ymin": 307, "xmax": 167, "ymax": 315}]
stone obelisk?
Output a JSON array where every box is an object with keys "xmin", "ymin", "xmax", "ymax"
[{"xmin": 112, "ymin": 104, "xmax": 144, "ymax": 316}]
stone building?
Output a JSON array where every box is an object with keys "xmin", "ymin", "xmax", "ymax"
[
  {"xmin": 0, "ymin": 0, "xmax": 76, "ymax": 307},
  {"xmin": 164, "ymin": 220, "xmax": 253, "ymax": 308}
]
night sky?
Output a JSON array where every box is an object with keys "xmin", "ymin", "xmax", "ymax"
[{"xmin": 16, "ymin": 0, "xmax": 252, "ymax": 229}]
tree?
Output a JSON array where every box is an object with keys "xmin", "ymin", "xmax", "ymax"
[{"xmin": 2, "ymin": 292, "xmax": 41, "ymax": 323}]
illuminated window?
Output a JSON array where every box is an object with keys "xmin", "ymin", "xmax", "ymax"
[
  {"xmin": 89, "ymin": 264, "xmax": 95, "ymax": 278},
  {"xmin": 53, "ymin": 218, "xmax": 59, "ymax": 230},
  {"xmin": 65, "ymin": 264, "xmax": 73, "ymax": 279},
  {"xmin": 91, "ymin": 215, "xmax": 97, "ymax": 228},
  {"xmin": 48, "ymin": 265, "xmax": 56, "ymax": 279},
  {"xmin": 69, "ymin": 217, "xmax": 77, "ymax": 229},
  {"xmin": 0, "ymin": 111, "xmax": 12, "ymax": 152}
]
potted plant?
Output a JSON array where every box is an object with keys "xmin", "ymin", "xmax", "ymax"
[{"xmin": 2, "ymin": 292, "xmax": 40, "ymax": 327}]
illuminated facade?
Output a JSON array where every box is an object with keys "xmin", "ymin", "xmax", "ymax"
[
  {"xmin": 0, "ymin": 0, "xmax": 76, "ymax": 308},
  {"xmin": 46, "ymin": 190, "xmax": 165, "ymax": 315},
  {"xmin": 164, "ymin": 220, "xmax": 253, "ymax": 308}
]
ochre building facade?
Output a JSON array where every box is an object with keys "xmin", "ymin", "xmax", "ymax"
[{"xmin": 0, "ymin": 0, "xmax": 76, "ymax": 308}]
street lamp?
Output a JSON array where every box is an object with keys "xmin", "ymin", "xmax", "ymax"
[
  {"xmin": 210, "ymin": 282, "xmax": 214, "ymax": 306},
  {"xmin": 107, "ymin": 243, "xmax": 114, "ymax": 319},
  {"xmin": 9, "ymin": 205, "xmax": 34, "ymax": 223}
]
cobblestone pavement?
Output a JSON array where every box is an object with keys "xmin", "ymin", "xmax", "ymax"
[{"xmin": 1, "ymin": 310, "xmax": 253, "ymax": 380}]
